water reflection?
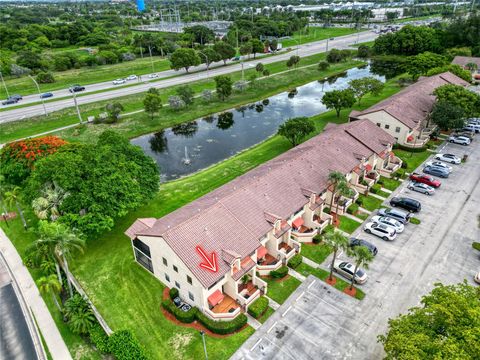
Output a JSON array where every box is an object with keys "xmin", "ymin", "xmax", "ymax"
[
  {"xmin": 370, "ymin": 58, "xmax": 405, "ymax": 80},
  {"xmin": 131, "ymin": 66, "xmax": 384, "ymax": 182}
]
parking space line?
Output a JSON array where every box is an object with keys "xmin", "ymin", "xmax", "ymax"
[
  {"xmin": 296, "ymin": 291, "xmax": 305, "ymax": 302},
  {"xmin": 277, "ymin": 318, "xmax": 320, "ymax": 349},
  {"xmin": 306, "ymin": 291, "xmax": 349, "ymax": 314},
  {"xmin": 267, "ymin": 321, "xmax": 277, "ymax": 334},
  {"xmin": 258, "ymin": 337, "xmax": 297, "ymax": 360},
  {"xmin": 250, "ymin": 339, "xmax": 262, "ymax": 352},
  {"xmin": 307, "ymin": 280, "xmax": 316, "ymax": 289},
  {"xmin": 282, "ymin": 306, "xmax": 292, "ymax": 317}
]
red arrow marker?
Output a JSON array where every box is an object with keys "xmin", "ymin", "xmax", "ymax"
[{"xmin": 196, "ymin": 246, "xmax": 218, "ymax": 273}]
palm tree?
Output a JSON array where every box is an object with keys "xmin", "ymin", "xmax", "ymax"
[
  {"xmin": 32, "ymin": 182, "xmax": 69, "ymax": 221},
  {"xmin": 3, "ymin": 186, "xmax": 27, "ymax": 229},
  {"xmin": 348, "ymin": 245, "xmax": 374, "ymax": 290},
  {"xmin": 327, "ymin": 171, "xmax": 347, "ymax": 212},
  {"xmin": 323, "ymin": 232, "xmax": 350, "ymax": 282},
  {"xmin": 64, "ymin": 294, "xmax": 95, "ymax": 334},
  {"xmin": 35, "ymin": 221, "xmax": 85, "ymax": 298},
  {"xmin": 334, "ymin": 181, "xmax": 355, "ymax": 215},
  {"xmin": 37, "ymin": 274, "xmax": 63, "ymax": 312}
]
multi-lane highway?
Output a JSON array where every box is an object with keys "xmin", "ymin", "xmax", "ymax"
[{"xmin": 0, "ymin": 30, "xmax": 378, "ymax": 123}]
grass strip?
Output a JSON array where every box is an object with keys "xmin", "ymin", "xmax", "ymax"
[{"xmin": 338, "ymin": 215, "xmax": 362, "ymax": 234}]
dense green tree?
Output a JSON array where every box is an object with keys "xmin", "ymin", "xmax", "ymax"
[
  {"xmin": 357, "ymin": 45, "xmax": 371, "ymax": 58},
  {"xmin": 348, "ymin": 77, "xmax": 384, "ymax": 104},
  {"xmin": 16, "ymin": 49, "xmax": 44, "ymax": 70},
  {"xmin": 176, "ymin": 85, "xmax": 194, "ymax": 106},
  {"xmin": 277, "ymin": 117, "xmax": 315, "ymax": 147},
  {"xmin": 199, "ymin": 47, "xmax": 219, "ymax": 69},
  {"xmin": 378, "ymin": 282, "xmax": 480, "ymax": 359},
  {"xmin": 105, "ymin": 102, "xmax": 124, "ymax": 123},
  {"xmin": 213, "ymin": 42, "xmax": 236, "ymax": 65},
  {"xmin": 214, "ymin": 75, "xmax": 233, "ymax": 101},
  {"xmin": 430, "ymin": 101, "xmax": 465, "ymax": 130},
  {"xmin": 169, "ymin": 48, "xmax": 200, "ymax": 73},
  {"xmin": 143, "ymin": 93, "xmax": 162, "ymax": 120},
  {"xmin": 250, "ymin": 39, "xmax": 264, "ymax": 59},
  {"xmin": 255, "ymin": 62, "xmax": 264, "ymax": 73},
  {"xmin": 64, "ymin": 294, "xmax": 95, "ymax": 335},
  {"xmin": 321, "ymin": 89, "xmax": 356, "ymax": 117},
  {"xmin": 36, "ymin": 72, "xmax": 55, "ymax": 84},
  {"xmin": 318, "ymin": 61, "xmax": 330, "ymax": 71},
  {"xmin": 426, "ymin": 64, "xmax": 472, "ymax": 83},
  {"xmin": 32, "ymin": 182, "xmax": 69, "ymax": 221},
  {"xmin": 433, "ymin": 84, "xmax": 480, "ymax": 118},
  {"xmin": 37, "ymin": 274, "xmax": 62, "ymax": 312},
  {"xmin": 239, "ymin": 42, "xmax": 252, "ymax": 58},
  {"xmin": 404, "ymin": 52, "xmax": 447, "ymax": 79},
  {"xmin": 183, "ymin": 25, "xmax": 215, "ymax": 45}
]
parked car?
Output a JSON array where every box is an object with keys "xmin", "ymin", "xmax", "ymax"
[
  {"xmin": 475, "ymin": 271, "xmax": 480, "ymax": 285},
  {"xmin": 40, "ymin": 92, "xmax": 53, "ymax": 99},
  {"xmin": 9, "ymin": 94, "xmax": 23, "ymax": 101},
  {"xmin": 407, "ymin": 181, "xmax": 435, "ymax": 195},
  {"xmin": 126, "ymin": 74, "xmax": 137, "ymax": 81},
  {"xmin": 333, "ymin": 261, "xmax": 368, "ymax": 284},
  {"xmin": 69, "ymin": 85, "xmax": 85, "ymax": 93},
  {"xmin": 409, "ymin": 173, "xmax": 441, "ymax": 187},
  {"xmin": 463, "ymin": 124, "xmax": 479, "ymax": 133},
  {"xmin": 448, "ymin": 135, "xmax": 471, "ymax": 145},
  {"xmin": 378, "ymin": 208, "xmax": 411, "ymax": 224},
  {"xmin": 364, "ymin": 222, "xmax": 396, "ymax": 241},
  {"xmin": 423, "ymin": 165, "xmax": 449, "ymax": 178},
  {"xmin": 370, "ymin": 215, "xmax": 405, "ymax": 233},
  {"xmin": 2, "ymin": 98, "xmax": 18, "ymax": 105},
  {"xmin": 434, "ymin": 153, "xmax": 461, "ymax": 164},
  {"xmin": 424, "ymin": 161, "xmax": 452, "ymax": 173},
  {"xmin": 148, "ymin": 73, "xmax": 159, "ymax": 79},
  {"xmin": 390, "ymin": 197, "xmax": 421, "ymax": 212},
  {"xmin": 451, "ymin": 131, "xmax": 474, "ymax": 141},
  {"xmin": 349, "ymin": 238, "xmax": 378, "ymax": 256},
  {"xmin": 113, "ymin": 78, "xmax": 126, "ymax": 85}
]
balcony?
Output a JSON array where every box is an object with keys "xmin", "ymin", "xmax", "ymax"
[
  {"xmin": 291, "ymin": 224, "xmax": 317, "ymax": 243},
  {"xmin": 257, "ymin": 253, "xmax": 281, "ymax": 275},
  {"xmin": 313, "ymin": 213, "xmax": 333, "ymax": 231},
  {"xmin": 331, "ymin": 187, "xmax": 358, "ymax": 215},
  {"xmin": 365, "ymin": 170, "xmax": 380, "ymax": 182},
  {"xmin": 206, "ymin": 294, "xmax": 241, "ymax": 321},
  {"xmin": 379, "ymin": 154, "xmax": 402, "ymax": 178},
  {"xmin": 354, "ymin": 175, "xmax": 374, "ymax": 194},
  {"xmin": 238, "ymin": 281, "xmax": 261, "ymax": 306}
]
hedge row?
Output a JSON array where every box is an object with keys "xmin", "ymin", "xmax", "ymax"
[
  {"xmin": 88, "ymin": 326, "xmax": 148, "ymax": 360},
  {"xmin": 247, "ymin": 296, "xmax": 269, "ymax": 319},
  {"xmin": 287, "ymin": 254, "xmax": 302, "ymax": 269},
  {"xmin": 369, "ymin": 184, "xmax": 382, "ymax": 195},
  {"xmin": 162, "ymin": 299, "xmax": 247, "ymax": 334},
  {"xmin": 392, "ymin": 143, "xmax": 427, "ymax": 153},
  {"xmin": 347, "ymin": 202, "xmax": 359, "ymax": 215},
  {"xmin": 270, "ymin": 265, "xmax": 288, "ymax": 279},
  {"xmin": 169, "ymin": 287, "xmax": 179, "ymax": 300}
]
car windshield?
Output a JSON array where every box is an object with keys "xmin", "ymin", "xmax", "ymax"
[{"xmin": 356, "ymin": 269, "xmax": 365, "ymax": 277}]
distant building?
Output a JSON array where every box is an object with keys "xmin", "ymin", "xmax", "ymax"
[{"xmin": 452, "ymin": 56, "xmax": 480, "ymax": 82}]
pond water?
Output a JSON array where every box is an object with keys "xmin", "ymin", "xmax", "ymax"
[{"xmin": 131, "ymin": 65, "xmax": 385, "ymax": 182}]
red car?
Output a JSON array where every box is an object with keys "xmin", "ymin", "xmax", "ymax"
[{"xmin": 409, "ymin": 173, "xmax": 441, "ymax": 188}]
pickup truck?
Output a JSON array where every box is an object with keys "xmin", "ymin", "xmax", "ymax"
[{"xmin": 409, "ymin": 173, "xmax": 441, "ymax": 188}]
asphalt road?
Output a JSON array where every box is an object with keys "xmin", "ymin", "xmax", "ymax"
[
  {"xmin": 232, "ymin": 140, "xmax": 480, "ymax": 359},
  {"xmin": 0, "ymin": 31, "xmax": 378, "ymax": 123}
]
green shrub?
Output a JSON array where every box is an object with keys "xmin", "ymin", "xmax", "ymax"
[
  {"xmin": 288, "ymin": 254, "xmax": 302, "ymax": 269},
  {"xmin": 370, "ymin": 184, "xmax": 382, "ymax": 194},
  {"xmin": 247, "ymin": 296, "xmax": 269, "ymax": 318},
  {"xmin": 393, "ymin": 143, "xmax": 428, "ymax": 152},
  {"xmin": 108, "ymin": 330, "xmax": 148, "ymax": 360},
  {"xmin": 356, "ymin": 197, "xmax": 363, "ymax": 206},
  {"xmin": 410, "ymin": 217, "xmax": 421, "ymax": 225},
  {"xmin": 323, "ymin": 207, "xmax": 331, "ymax": 214},
  {"xmin": 347, "ymin": 203, "xmax": 359, "ymax": 214},
  {"xmin": 161, "ymin": 299, "xmax": 197, "ymax": 323},
  {"xmin": 401, "ymin": 160, "xmax": 408, "ymax": 169},
  {"xmin": 270, "ymin": 266, "xmax": 288, "ymax": 279},
  {"xmin": 169, "ymin": 287, "xmax": 179, "ymax": 300},
  {"xmin": 89, "ymin": 324, "xmax": 110, "ymax": 353},
  {"xmin": 196, "ymin": 312, "xmax": 247, "ymax": 335},
  {"xmin": 376, "ymin": 178, "xmax": 384, "ymax": 186},
  {"xmin": 472, "ymin": 242, "xmax": 480, "ymax": 251},
  {"xmin": 36, "ymin": 71, "xmax": 55, "ymax": 83},
  {"xmin": 313, "ymin": 234, "xmax": 322, "ymax": 244}
]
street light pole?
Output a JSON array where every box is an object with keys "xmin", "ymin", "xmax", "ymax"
[
  {"xmin": 200, "ymin": 331, "xmax": 208, "ymax": 360},
  {"xmin": 0, "ymin": 71, "xmax": 9, "ymax": 99},
  {"xmin": 326, "ymin": 38, "xmax": 329, "ymax": 52},
  {"xmin": 28, "ymin": 75, "xmax": 47, "ymax": 116},
  {"xmin": 198, "ymin": 51, "xmax": 210, "ymax": 79},
  {"xmin": 72, "ymin": 92, "xmax": 83, "ymax": 123},
  {"xmin": 148, "ymin": 45, "xmax": 155, "ymax": 73},
  {"xmin": 241, "ymin": 60, "xmax": 245, "ymax": 81}
]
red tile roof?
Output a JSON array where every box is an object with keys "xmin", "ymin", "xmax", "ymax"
[
  {"xmin": 351, "ymin": 72, "xmax": 469, "ymax": 130},
  {"xmin": 126, "ymin": 120, "xmax": 395, "ymax": 288},
  {"xmin": 452, "ymin": 56, "xmax": 480, "ymax": 68}
]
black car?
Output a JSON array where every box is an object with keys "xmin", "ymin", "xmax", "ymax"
[
  {"xmin": 40, "ymin": 92, "xmax": 53, "ymax": 99},
  {"xmin": 349, "ymin": 238, "xmax": 378, "ymax": 256},
  {"xmin": 69, "ymin": 85, "xmax": 85, "ymax": 93},
  {"xmin": 390, "ymin": 197, "xmax": 421, "ymax": 213},
  {"xmin": 423, "ymin": 165, "xmax": 449, "ymax": 178},
  {"xmin": 2, "ymin": 98, "xmax": 18, "ymax": 105},
  {"xmin": 9, "ymin": 94, "xmax": 23, "ymax": 101}
]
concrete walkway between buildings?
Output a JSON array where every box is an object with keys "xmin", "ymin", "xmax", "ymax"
[
  {"xmin": 246, "ymin": 313, "xmax": 262, "ymax": 330},
  {"xmin": 0, "ymin": 228, "xmax": 72, "ymax": 360},
  {"xmin": 264, "ymin": 295, "xmax": 281, "ymax": 310},
  {"xmin": 288, "ymin": 268, "xmax": 306, "ymax": 282}
]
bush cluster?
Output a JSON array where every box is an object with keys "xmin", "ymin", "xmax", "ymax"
[
  {"xmin": 312, "ymin": 233, "xmax": 322, "ymax": 244},
  {"xmin": 88, "ymin": 324, "xmax": 110, "ymax": 353},
  {"xmin": 161, "ymin": 299, "xmax": 197, "ymax": 323},
  {"xmin": 108, "ymin": 330, "xmax": 148, "ymax": 360},
  {"xmin": 392, "ymin": 143, "xmax": 427, "ymax": 152},
  {"xmin": 370, "ymin": 184, "xmax": 382, "ymax": 195},
  {"xmin": 247, "ymin": 296, "xmax": 269, "ymax": 319},
  {"xmin": 347, "ymin": 202, "xmax": 359, "ymax": 215},
  {"xmin": 169, "ymin": 287, "xmax": 179, "ymax": 300},
  {"xmin": 270, "ymin": 265, "xmax": 288, "ymax": 279},
  {"xmin": 287, "ymin": 254, "xmax": 302, "ymax": 269}
]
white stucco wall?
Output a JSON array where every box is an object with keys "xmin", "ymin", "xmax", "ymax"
[{"xmin": 357, "ymin": 110, "xmax": 412, "ymax": 145}]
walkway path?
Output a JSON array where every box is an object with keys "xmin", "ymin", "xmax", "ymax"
[
  {"xmin": 264, "ymin": 295, "xmax": 281, "ymax": 310},
  {"xmin": 0, "ymin": 228, "xmax": 72, "ymax": 360},
  {"xmin": 245, "ymin": 313, "xmax": 262, "ymax": 330},
  {"xmin": 288, "ymin": 268, "xmax": 306, "ymax": 282}
]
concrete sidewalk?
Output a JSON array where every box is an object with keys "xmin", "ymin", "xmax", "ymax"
[{"xmin": 0, "ymin": 228, "xmax": 72, "ymax": 360}]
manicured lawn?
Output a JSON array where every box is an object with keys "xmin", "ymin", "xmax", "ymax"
[
  {"xmin": 0, "ymin": 56, "xmax": 171, "ymax": 99},
  {"xmin": 350, "ymin": 41, "xmax": 375, "ymax": 48},
  {"xmin": 258, "ymin": 306, "xmax": 275, "ymax": 324},
  {"xmin": 262, "ymin": 276, "xmax": 302, "ymax": 305},
  {"xmin": 380, "ymin": 176, "xmax": 401, "ymax": 191},
  {"xmin": 337, "ymin": 216, "xmax": 362, "ymax": 234},
  {"xmin": 282, "ymin": 27, "xmax": 359, "ymax": 47},
  {"xmin": 358, "ymin": 194, "xmax": 384, "ymax": 212},
  {"xmin": 300, "ymin": 243, "xmax": 332, "ymax": 265},
  {"xmin": 393, "ymin": 149, "xmax": 431, "ymax": 173},
  {"xmin": 355, "ymin": 212, "xmax": 369, "ymax": 221},
  {"xmin": 296, "ymin": 263, "xmax": 365, "ymax": 300}
]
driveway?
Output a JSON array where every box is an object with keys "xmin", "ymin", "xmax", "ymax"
[{"xmin": 232, "ymin": 139, "xmax": 480, "ymax": 359}]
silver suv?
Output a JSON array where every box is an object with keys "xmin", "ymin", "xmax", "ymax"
[{"xmin": 377, "ymin": 208, "xmax": 411, "ymax": 224}]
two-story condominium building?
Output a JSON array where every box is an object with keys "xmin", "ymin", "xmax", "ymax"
[
  {"xmin": 125, "ymin": 119, "xmax": 399, "ymax": 321},
  {"xmin": 349, "ymin": 72, "xmax": 469, "ymax": 148}
]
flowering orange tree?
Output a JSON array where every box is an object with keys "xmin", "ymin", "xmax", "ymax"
[{"xmin": 0, "ymin": 136, "xmax": 67, "ymax": 184}]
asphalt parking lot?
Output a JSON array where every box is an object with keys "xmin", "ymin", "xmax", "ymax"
[{"xmin": 233, "ymin": 139, "xmax": 480, "ymax": 360}]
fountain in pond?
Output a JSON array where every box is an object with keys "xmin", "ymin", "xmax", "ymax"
[{"xmin": 182, "ymin": 146, "xmax": 191, "ymax": 165}]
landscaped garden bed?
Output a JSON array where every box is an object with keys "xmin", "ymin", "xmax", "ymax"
[
  {"xmin": 337, "ymin": 215, "xmax": 363, "ymax": 234},
  {"xmin": 262, "ymin": 275, "xmax": 302, "ymax": 304},
  {"xmin": 357, "ymin": 194, "xmax": 384, "ymax": 212}
]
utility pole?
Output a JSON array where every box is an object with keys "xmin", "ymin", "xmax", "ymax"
[
  {"xmin": 0, "ymin": 71, "xmax": 9, "ymax": 99},
  {"xmin": 148, "ymin": 45, "xmax": 155, "ymax": 73},
  {"xmin": 72, "ymin": 92, "xmax": 83, "ymax": 123},
  {"xmin": 200, "ymin": 331, "xmax": 208, "ymax": 360},
  {"xmin": 28, "ymin": 75, "xmax": 47, "ymax": 116},
  {"xmin": 326, "ymin": 38, "xmax": 329, "ymax": 52}
]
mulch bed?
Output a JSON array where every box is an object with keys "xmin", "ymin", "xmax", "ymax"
[
  {"xmin": 343, "ymin": 286, "xmax": 357, "ymax": 297},
  {"xmin": 160, "ymin": 288, "xmax": 248, "ymax": 338},
  {"xmin": 325, "ymin": 276, "xmax": 337, "ymax": 286},
  {"xmin": 0, "ymin": 212, "xmax": 17, "ymax": 222}
]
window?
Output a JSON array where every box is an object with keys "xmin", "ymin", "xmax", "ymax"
[
  {"xmin": 376, "ymin": 123, "xmax": 381, "ymax": 127},
  {"xmin": 132, "ymin": 239, "xmax": 151, "ymax": 257},
  {"xmin": 189, "ymin": 292, "xmax": 194, "ymax": 301},
  {"xmin": 175, "ymin": 281, "xmax": 181, "ymax": 289},
  {"xmin": 162, "ymin": 257, "xmax": 168, "ymax": 266},
  {"xmin": 134, "ymin": 249, "xmax": 153, "ymax": 273},
  {"xmin": 395, "ymin": 126, "xmax": 401, "ymax": 133},
  {"xmin": 173, "ymin": 265, "xmax": 178, "ymax": 273},
  {"xmin": 384, "ymin": 124, "xmax": 390, "ymax": 129},
  {"xmin": 187, "ymin": 275, "xmax": 192, "ymax": 285},
  {"xmin": 165, "ymin": 273, "xmax": 170, "ymax": 282}
]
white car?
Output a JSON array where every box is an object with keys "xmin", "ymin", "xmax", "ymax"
[
  {"xmin": 407, "ymin": 181, "xmax": 435, "ymax": 196},
  {"xmin": 113, "ymin": 78, "xmax": 126, "ymax": 85},
  {"xmin": 333, "ymin": 261, "xmax": 368, "ymax": 284},
  {"xmin": 364, "ymin": 222, "xmax": 396, "ymax": 241},
  {"xmin": 370, "ymin": 215, "xmax": 404, "ymax": 233},
  {"xmin": 425, "ymin": 161, "xmax": 452, "ymax": 173},
  {"xmin": 448, "ymin": 136, "xmax": 470, "ymax": 145},
  {"xmin": 475, "ymin": 271, "xmax": 480, "ymax": 284},
  {"xmin": 126, "ymin": 75, "xmax": 137, "ymax": 81},
  {"xmin": 148, "ymin": 73, "xmax": 159, "ymax": 79},
  {"xmin": 434, "ymin": 153, "xmax": 461, "ymax": 164}
]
